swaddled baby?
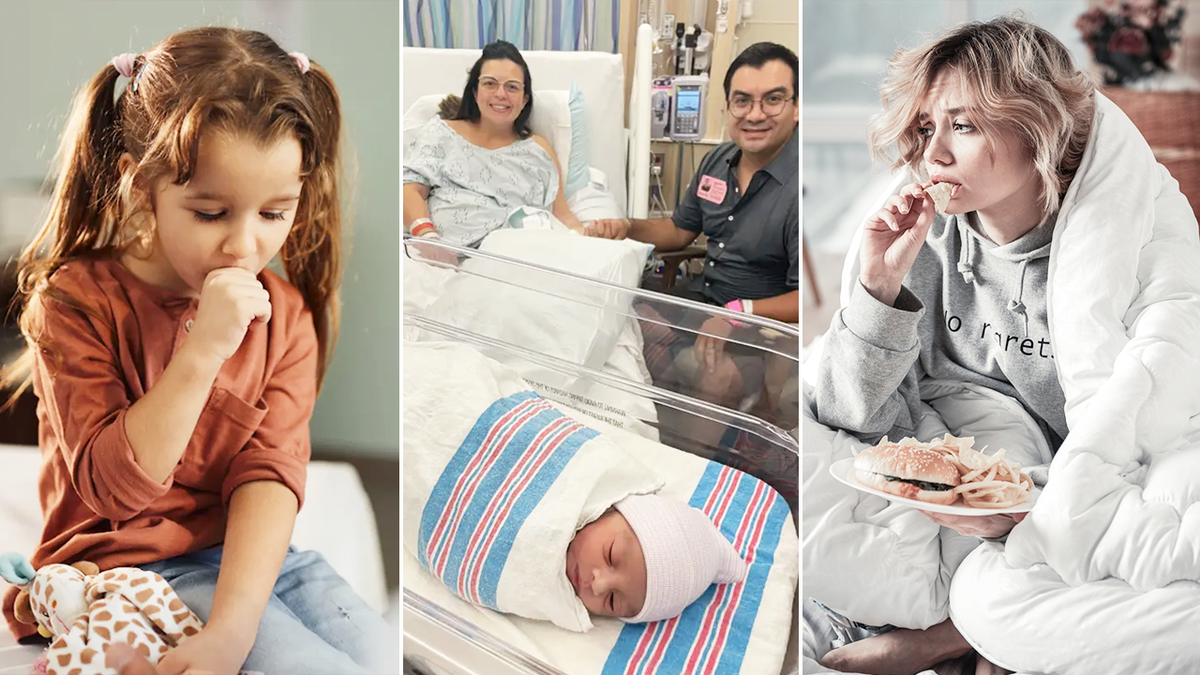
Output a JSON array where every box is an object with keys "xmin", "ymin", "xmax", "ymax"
[
  {"xmin": 405, "ymin": 340, "xmax": 748, "ymax": 631},
  {"xmin": 567, "ymin": 494, "xmax": 746, "ymax": 623}
]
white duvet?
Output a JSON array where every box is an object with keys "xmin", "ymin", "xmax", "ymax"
[{"xmin": 804, "ymin": 93, "xmax": 1200, "ymax": 675}]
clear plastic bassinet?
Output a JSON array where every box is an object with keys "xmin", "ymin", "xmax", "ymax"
[
  {"xmin": 402, "ymin": 236, "xmax": 800, "ymax": 675},
  {"xmin": 402, "ymin": 237, "xmax": 799, "ymax": 507}
]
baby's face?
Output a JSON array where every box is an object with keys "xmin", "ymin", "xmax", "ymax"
[{"xmin": 566, "ymin": 510, "xmax": 646, "ymax": 618}]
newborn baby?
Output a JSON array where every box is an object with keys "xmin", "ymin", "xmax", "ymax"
[{"xmin": 567, "ymin": 493, "xmax": 747, "ymax": 623}]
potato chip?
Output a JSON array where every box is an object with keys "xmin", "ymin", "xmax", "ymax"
[{"xmin": 925, "ymin": 182, "xmax": 954, "ymax": 214}]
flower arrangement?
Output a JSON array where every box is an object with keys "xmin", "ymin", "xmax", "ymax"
[{"xmin": 1076, "ymin": 0, "xmax": 1186, "ymax": 86}]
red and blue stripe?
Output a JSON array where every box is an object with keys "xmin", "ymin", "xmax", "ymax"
[
  {"xmin": 601, "ymin": 463, "xmax": 787, "ymax": 675},
  {"xmin": 418, "ymin": 391, "xmax": 598, "ymax": 609}
]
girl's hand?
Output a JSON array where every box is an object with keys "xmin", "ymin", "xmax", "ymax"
[
  {"xmin": 858, "ymin": 182, "xmax": 936, "ymax": 306},
  {"xmin": 186, "ymin": 268, "xmax": 272, "ymax": 365},
  {"xmin": 152, "ymin": 624, "xmax": 251, "ymax": 675},
  {"xmin": 106, "ymin": 642, "xmax": 217, "ymax": 675},
  {"xmin": 918, "ymin": 510, "xmax": 1027, "ymax": 539}
]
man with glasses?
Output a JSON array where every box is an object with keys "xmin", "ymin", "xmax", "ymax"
[
  {"xmin": 587, "ymin": 43, "xmax": 799, "ymax": 506},
  {"xmin": 587, "ymin": 42, "xmax": 799, "ymax": 326}
]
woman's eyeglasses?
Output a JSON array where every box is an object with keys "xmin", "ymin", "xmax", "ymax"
[
  {"xmin": 727, "ymin": 91, "xmax": 794, "ymax": 118},
  {"xmin": 479, "ymin": 77, "xmax": 525, "ymax": 95}
]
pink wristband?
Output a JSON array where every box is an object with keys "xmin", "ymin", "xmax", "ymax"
[{"xmin": 723, "ymin": 299, "xmax": 749, "ymax": 327}]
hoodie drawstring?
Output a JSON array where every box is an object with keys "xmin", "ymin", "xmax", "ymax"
[
  {"xmin": 1009, "ymin": 257, "xmax": 1030, "ymax": 336},
  {"xmin": 956, "ymin": 216, "xmax": 977, "ymax": 284}
]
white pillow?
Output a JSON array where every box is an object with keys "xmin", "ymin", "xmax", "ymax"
[
  {"xmin": 479, "ymin": 229, "xmax": 649, "ymax": 368},
  {"xmin": 529, "ymin": 89, "xmax": 574, "ymax": 180},
  {"xmin": 402, "ymin": 341, "xmax": 663, "ymax": 632},
  {"xmin": 420, "ymin": 230, "xmax": 650, "ymax": 372},
  {"xmin": 568, "ymin": 182, "xmax": 624, "ymax": 222}
]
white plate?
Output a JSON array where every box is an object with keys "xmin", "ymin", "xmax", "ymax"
[{"xmin": 829, "ymin": 457, "xmax": 1040, "ymax": 516}]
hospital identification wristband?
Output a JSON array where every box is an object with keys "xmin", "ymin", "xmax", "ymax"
[
  {"xmin": 410, "ymin": 218, "xmax": 437, "ymax": 239},
  {"xmin": 724, "ymin": 299, "xmax": 752, "ymax": 327}
]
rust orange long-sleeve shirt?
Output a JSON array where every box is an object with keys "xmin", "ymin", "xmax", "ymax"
[{"xmin": 4, "ymin": 258, "xmax": 317, "ymax": 639}]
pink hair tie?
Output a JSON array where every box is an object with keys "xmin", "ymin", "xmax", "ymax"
[
  {"xmin": 289, "ymin": 52, "xmax": 310, "ymax": 75},
  {"xmin": 111, "ymin": 53, "xmax": 137, "ymax": 79}
]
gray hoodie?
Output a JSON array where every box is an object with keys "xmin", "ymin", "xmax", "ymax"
[{"xmin": 814, "ymin": 212, "xmax": 1068, "ymax": 451}]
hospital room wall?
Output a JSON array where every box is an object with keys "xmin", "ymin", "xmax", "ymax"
[
  {"xmin": 0, "ymin": 0, "xmax": 399, "ymax": 459},
  {"xmin": 617, "ymin": 0, "xmax": 799, "ymax": 214}
]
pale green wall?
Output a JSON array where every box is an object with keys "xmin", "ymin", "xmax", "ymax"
[{"xmin": 0, "ymin": 1, "xmax": 400, "ymax": 458}]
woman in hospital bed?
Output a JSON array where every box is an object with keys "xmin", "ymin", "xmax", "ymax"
[
  {"xmin": 402, "ymin": 40, "xmax": 588, "ymax": 256},
  {"xmin": 806, "ymin": 15, "xmax": 1200, "ymax": 675}
]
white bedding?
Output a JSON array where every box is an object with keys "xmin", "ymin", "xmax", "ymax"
[
  {"xmin": 0, "ymin": 443, "xmax": 388, "ymax": 672},
  {"xmin": 404, "ymin": 230, "xmax": 660, "ymax": 440},
  {"xmin": 951, "ymin": 92, "xmax": 1200, "ymax": 673},
  {"xmin": 404, "ymin": 349, "xmax": 798, "ymax": 675},
  {"xmin": 802, "ymin": 93, "xmax": 1200, "ymax": 674}
]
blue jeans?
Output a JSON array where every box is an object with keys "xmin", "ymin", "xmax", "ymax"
[
  {"xmin": 140, "ymin": 547, "xmax": 390, "ymax": 675},
  {"xmin": 802, "ymin": 597, "xmax": 895, "ymax": 662}
]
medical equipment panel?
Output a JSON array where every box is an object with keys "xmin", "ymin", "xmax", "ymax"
[
  {"xmin": 650, "ymin": 80, "xmax": 672, "ymax": 140},
  {"xmin": 670, "ymin": 75, "xmax": 708, "ymax": 141}
]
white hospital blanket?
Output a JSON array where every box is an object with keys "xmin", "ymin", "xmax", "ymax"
[{"xmin": 404, "ymin": 229, "xmax": 660, "ymax": 441}]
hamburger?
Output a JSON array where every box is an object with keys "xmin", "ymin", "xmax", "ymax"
[{"xmin": 853, "ymin": 443, "xmax": 961, "ymax": 506}]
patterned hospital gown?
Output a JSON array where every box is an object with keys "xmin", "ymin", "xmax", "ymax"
[{"xmin": 403, "ymin": 117, "xmax": 559, "ymax": 248}]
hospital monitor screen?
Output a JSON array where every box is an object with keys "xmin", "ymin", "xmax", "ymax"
[{"xmin": 676, "ymin": 88, "xmax": 700, "ymax": 114}]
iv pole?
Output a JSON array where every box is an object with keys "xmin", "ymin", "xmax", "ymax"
[{"xmin": 582, "ymin": 0, "xmax": 591, "ymax": 50}]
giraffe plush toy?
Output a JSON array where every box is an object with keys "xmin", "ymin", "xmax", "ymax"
[{"xmin": 1, "ymin": 552, "xmax": 203, "ymax": 675}]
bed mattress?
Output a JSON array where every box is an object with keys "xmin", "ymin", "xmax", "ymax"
[{"xmin": 0, "ymin": 443, "xmax": 389, "ymax": 672}]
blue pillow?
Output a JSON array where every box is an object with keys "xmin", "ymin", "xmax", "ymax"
[{"xmin": 565, "ymin": 83, "xmax": 591, "ymax": 198}]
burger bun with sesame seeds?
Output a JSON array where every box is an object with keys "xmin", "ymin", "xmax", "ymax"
[{"xmin": 853, "ymin": 442, "xmax": 962, "ymax": 506}]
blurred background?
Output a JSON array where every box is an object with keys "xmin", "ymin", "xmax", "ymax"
[
  {"xmin": 0, "ymin": 0, "xmax": 400, "ymax": 592},
  {"xmin": 801, "ymin": 0, "xmax": 1200, "ymax": 347}
]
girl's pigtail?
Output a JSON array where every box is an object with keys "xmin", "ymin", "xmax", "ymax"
[
  {"xmin": 26, "ymin": 63, "xmax": 127, "ymax": 286},
  {"xmin": 2, "ymin": 63, "xmax": 127, "ymax": 405},
  {"xmin": 286, "ymin": 61, "xmax": 344, "ymax": 389}
]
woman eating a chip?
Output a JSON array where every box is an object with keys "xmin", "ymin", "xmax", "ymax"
[{"xmin": 805, "ymin": 12, "xmax": 1200, "ymax": 675}]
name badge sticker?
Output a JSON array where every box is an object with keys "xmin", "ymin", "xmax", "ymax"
[{"xmin": 696, "ymin": 175, "xmax": 728, "ymax": 204}]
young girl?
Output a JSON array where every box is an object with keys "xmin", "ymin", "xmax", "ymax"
[{"xmin": 0, "ymin": 27, "xmax": 388, "ymax": 674}]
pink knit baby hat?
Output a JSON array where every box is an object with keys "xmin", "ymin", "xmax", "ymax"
[{"xmin": 613, "ymin": 493, "xmax": 747, "ymax": 623}]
